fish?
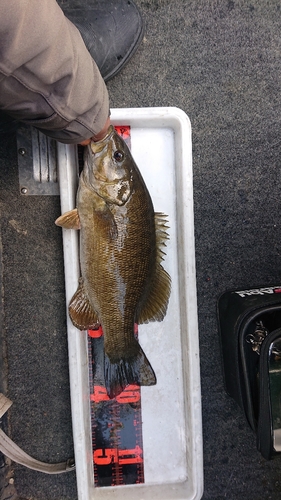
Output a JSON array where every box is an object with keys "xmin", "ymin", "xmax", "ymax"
[{"xmin": 55, "ymin": 125, "xmax": 171, "ymax": 398}]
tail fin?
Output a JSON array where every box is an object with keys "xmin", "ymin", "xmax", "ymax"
[{"xmin": 104, "ymin": 344, "xmax": 156, "ymax": 399}]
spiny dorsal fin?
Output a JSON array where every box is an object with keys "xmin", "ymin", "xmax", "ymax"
[
  {"xmin": 155, "ymin": 212, "xmax": 170, "ymax": 264},
  {"xmin": 137, "ymin": 213, "xmax": 171, "ymax": 324},
  {"xmin": 55, "ymin": 208, "xmax": 80, "ymax": 230},
  {"xmin": 69, "ymin": 278, "xmax": 100, "ymax": 330}
]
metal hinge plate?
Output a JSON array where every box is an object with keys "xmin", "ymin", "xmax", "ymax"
[{"xmin": 17, "ymin": 125, "xmax": 59, "ymax": 195}]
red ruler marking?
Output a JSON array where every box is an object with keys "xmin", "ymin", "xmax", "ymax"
[
  {"xmin": 114, "ymin": 125, "xmax": 131, "ymax": 149},
  {"xmin": 88, "ymin": 125, "xmax": 145, "ymax": 487}
]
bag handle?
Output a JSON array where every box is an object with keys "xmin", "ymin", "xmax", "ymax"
[{"xmin": 0, "ymin": 393, "xmax": 75, "ymax": 474}]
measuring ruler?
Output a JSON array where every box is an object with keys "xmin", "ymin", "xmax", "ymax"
[{"xmin": 87, "ymin": 126, "xmax": 145, "ymax": 488}]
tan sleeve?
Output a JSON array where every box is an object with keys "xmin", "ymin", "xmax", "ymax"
[{"xmin": 0, "ymin": 0, "xmax": 110, "ymax": 143}]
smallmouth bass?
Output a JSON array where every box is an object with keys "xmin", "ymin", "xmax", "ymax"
[{"xmin": 56, "ymin": 126, "xmax": 171, "ymax": 398}]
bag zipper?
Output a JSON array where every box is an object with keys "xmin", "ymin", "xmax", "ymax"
[{"xmin": 246, "ymin": 320, "xmax": 281, "ymax": 357}]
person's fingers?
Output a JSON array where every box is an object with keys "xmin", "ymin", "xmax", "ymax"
[{"xmin": 79, "ymin": 116, "xmax": 111, "ymax": 145}]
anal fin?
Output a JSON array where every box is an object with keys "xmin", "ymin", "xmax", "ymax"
[{"xmin": 69, "ymin": 278, "xmax": 100, "ymax": 330}]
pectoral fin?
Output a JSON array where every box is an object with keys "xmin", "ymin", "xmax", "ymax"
[
  {"xmin": 92, "ymin": 193, "xmax": 118, "ymax": 240},
  {"xmin": 55, "ymin": 209, "xmax": 80, "ymax": 230},
  {"xmin": 94, "ymin": 206, "xmax": 118, "ymax": 240},
  {"xmin": 137, "ymin": 213, "xmax": 171, "ymax": 324},
  {"xmin": 69, "ymin": 278, "xmax": 100, "ymax": 330}
]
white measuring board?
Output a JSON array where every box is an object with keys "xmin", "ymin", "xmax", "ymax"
[
  {"xmin": 57, "ymin": 107, "xmax": 203, "ymax": 500},
  {"xmin": 131, "ymin": 125, "xmax": 187, "ymax": 484}
]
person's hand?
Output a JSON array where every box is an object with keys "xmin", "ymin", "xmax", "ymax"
[{"xmin": 79, "ymin": 116, "xmax": 111, "ymax": 145}]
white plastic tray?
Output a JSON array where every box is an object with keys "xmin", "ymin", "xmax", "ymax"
[{"xmin": 57, "ymin": 107, "xmax": 203, "ymax": 500}]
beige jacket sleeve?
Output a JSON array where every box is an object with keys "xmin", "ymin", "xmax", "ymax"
[{"xmin": 0, "ymin": 0, "xmax": 109, "ymax": 143}]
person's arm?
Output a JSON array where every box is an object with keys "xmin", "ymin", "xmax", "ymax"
[{"xmin": 0, "ymin": 0, "xmax": 110, "ymax": 144}]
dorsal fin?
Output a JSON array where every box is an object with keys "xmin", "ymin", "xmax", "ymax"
[
  {"xmin": 155, "ymin": 212, "xmax": 170, "ymax": 263},
  {"xmin": 137, "ymin": 213, "xmax": 171, "ymax": 324}
]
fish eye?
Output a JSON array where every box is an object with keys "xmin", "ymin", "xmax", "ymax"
[{"xmin": 114, "ymin": 150, "xmax": 124, "ymax": 162}]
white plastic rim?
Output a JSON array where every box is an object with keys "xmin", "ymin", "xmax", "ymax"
[{"xmin": 57, "ymin": 107, "xmax": 203, "ymax": 500}]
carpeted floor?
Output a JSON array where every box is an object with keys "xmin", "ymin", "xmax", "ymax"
[{"xmin": 1, "ymin": 0, "xmax": 281, "ymax": 499}]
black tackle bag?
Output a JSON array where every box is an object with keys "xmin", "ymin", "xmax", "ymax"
[{"xmin": 218, "ymin": 284, "xmax": 281, "ymax": 459}]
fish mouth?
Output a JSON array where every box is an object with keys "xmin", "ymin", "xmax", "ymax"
[{"xmin": 90, "ymin": 125, "xmax": 115, "ymax": 154}]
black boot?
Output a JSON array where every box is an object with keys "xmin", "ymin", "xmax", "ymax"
[{"xmin": 59, "ymin": 0, "xmax": 144, "ymax": 82}]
